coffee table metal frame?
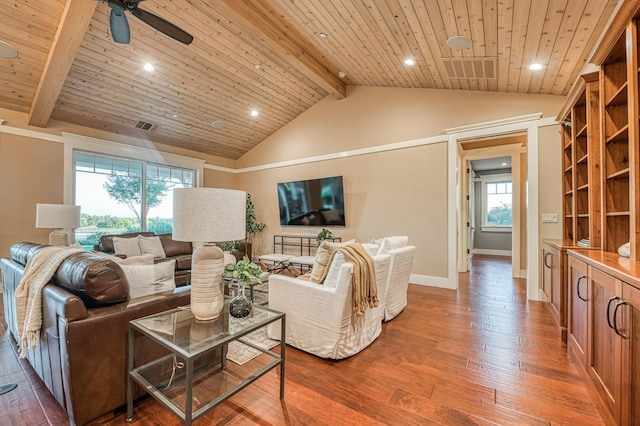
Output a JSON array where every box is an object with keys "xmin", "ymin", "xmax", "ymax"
[{"xmin": 126, "ymin": 301, "xmax": 285, "ymax": 425}]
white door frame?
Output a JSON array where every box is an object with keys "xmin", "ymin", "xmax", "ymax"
[
  {"xmin": 459, "ymin": 144, "xmax": 524, "ymax": 277},
  {"xmin": 446, "ymin": 113, "xmax": 542, "ymax": 301}
]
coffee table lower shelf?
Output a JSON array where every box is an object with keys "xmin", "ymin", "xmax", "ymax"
[{"xmin": 126, "ymin": 303, "xmax": 285, "ymax": 425}]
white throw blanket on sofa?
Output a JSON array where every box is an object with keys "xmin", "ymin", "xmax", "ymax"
[{"xmin": 15, "ymin": 246, "xmax": 84, "ymax": 358}]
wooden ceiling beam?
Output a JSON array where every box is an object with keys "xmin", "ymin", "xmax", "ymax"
[
  {"xmin": 216, "ymin": 0, "xmax": 346, "ymax": 99},
  {"xmin": 28, "ymin": 0, "xmax": 97, "ymax": 127}
]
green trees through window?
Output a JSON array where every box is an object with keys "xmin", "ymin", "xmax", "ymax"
[{"xmin": 74, "ymin": 152, "xmax": 194, "ymax": 249}]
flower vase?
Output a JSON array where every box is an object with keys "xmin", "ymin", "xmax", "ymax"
[{"xmin": 229, "ymin": 280, "xmax": 252, "ymax": 318}]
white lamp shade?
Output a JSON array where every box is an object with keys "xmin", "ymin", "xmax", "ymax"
[
  {"xmin": 173, "ymin": 188, "xmax": 246, "ymax": 242},
  {"xmin": 35, "ymin": 204, "xmax": 81, "ymax": 229}
]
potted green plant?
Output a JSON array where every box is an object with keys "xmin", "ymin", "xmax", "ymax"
[
  {"xmin": 242, "ymin": 193, "xmax": 266, "ymax": 259},
  {"xmin": 223, "ymin": 255, "xmax": 263, "ymax": 318},
  {"xmin": 316, "ymin": 228, "xmax": 334, "ymax": 243}
]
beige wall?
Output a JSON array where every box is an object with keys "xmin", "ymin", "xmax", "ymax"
[
  {"xmin": 237, "ymin": 142, "xmax": 449, "ymax": 278},
  {"xmin": 238, "ymin": 86, "xmax": 565, "ymax": 168},
  {"xmin": 236, "ymin": 86, "xmax": 565, "ymax": 281},
  {"xmin": 0, "ymin": 133, "xmax": 65, "ymax": 255}
]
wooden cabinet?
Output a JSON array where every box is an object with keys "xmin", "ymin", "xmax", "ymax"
[
  {"xmin": 567, "ymin": 249, "xmax": 640, "ymax": 425},
  {"xmin": 587, "ymin": 266, "xmax": 624, "ymax": 424},
  {"xmin": 542, "ymin": 240, "xmax": 578, "ymax": 342},
  {"xmin": 568, "ymin": 255, "xmax": 589, "ymax": 368}
]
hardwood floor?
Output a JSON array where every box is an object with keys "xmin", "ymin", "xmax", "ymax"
[{"xmin": 0, "ymin": 255, "xmax": 605, "ymax": 425}]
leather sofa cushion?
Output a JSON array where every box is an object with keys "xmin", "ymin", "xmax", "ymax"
[
  {"xmin": 54, "ymin": 252, "xmax": 129, "ymax": 307},
  {"xmin": 95, "ymin": 232, "xmax": 154, "ymax": 253},
  {"xmin": 10, "ymin": 242, "xmax": 48, "ymax": 266},
  {"xmin": 158, "ymin": 233, "xmax": 192, "ymax": 258}
]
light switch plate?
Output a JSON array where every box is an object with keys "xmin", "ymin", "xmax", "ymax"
[{"xmin": 541, "ymin": 213, "xmax": 558, "ymax": 223}]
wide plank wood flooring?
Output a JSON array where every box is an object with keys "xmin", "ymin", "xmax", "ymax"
[{"xmin": 0, "ymin": 255, "xmax": 604, "ymax": 425}]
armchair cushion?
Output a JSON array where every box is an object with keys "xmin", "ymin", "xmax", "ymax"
[
  {"xmin": 376, "ymin": 236, "xmax": 408, "ymax": 255},
  {"xmin": 309, "ymin": 239, "xmax": 355, "ymax": 283}
]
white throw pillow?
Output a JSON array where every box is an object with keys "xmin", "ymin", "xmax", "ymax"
[
  {"xmin": 112, "ymin": 236, "xmax": 142, "ymax": 257},
  {"xmin": 323, "ymin": 252, "xmax": 347, "ymax": 288},
  {"xmin": 376, "ymin": 236, "xmax": 409, "ymax": 255},
  {"xmin": 138, "ymin": 235, "xmax": 167, "ymax": 259},
  {"xmin": 309, "ymin": 239, "xmax": 355, "ymax": 283},
  {"xmin": 121, "ymin": 260, "xmax": 176, "ymax": 299},
  {"xmin": 120, "ymin": 254, "xmax": 155, "ymax": 265}
]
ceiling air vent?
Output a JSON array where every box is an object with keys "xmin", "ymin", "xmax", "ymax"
[
  {"xmin": 442, "ymin": 57, "xmax": 497, "ymax": 79},
  {"xmin": 134, "ymin": 120, "xmax": 156, "ymax": 131}
]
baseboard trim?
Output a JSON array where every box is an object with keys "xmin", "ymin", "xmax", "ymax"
[
  {"xmin": 472, "ymin": 249, "xmax": 512, "ymax": 256},
  {"xmin": 410, "ymin": 274, "xmax": 455, "ymax": 289}
]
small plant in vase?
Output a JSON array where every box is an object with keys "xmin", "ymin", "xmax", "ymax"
[
  {"xmin": 316, "ymin": 228, "xmax": 334, "ymax": 244},
  {"xmin": 223, "ymin": 256, "xmax": 263, "ymax": 318}
]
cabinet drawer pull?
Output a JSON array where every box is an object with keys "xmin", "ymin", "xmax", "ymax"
[
  {"xmin": 613, "ymin": 300, "xmax": 628, "ymax": 339},
  {"xmin": 576, "ymin": 276, "xmax": 587, "ymax": 301},
  {"xmin": 606, "ymin": 296, "xmax": 620, "ymax": 330},
  {"xmin": 544, "ymin": 252, "xmax": 552, "ymax": 269}
]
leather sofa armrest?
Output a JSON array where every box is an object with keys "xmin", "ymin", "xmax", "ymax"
[{"xmin": 42, "ymin": 285, "xmax": 89, "ymax": 329}]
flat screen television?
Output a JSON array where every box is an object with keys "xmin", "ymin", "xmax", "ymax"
[{"xmin": 277, "ymin": 176, "xmax": 345, "ymax": 226}]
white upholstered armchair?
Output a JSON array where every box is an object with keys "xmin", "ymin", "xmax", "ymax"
[
  {"xmin": 267, "ymin": 253, "xmax": 391, "ymax": 359},
  {"xmin": 381, "ymin": 245, "xmax": 415, "ymax": 321}
]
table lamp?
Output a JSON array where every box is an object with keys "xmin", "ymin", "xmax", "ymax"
[
  {"xmin": 173, "ymin": 187, "xmax": 246, "ymax": 321},
  {"xmin": 35, "ymin": 203, "xmax": 81, "ymax": 246}
]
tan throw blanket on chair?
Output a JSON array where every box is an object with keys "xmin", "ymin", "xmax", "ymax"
[
  {"xmin": 318, "ymin": 243, "xmax": 378, "ymax": 315},
  {"xmin": 15, "ymin": 246, "xmax": 84, "ymax": 358}
]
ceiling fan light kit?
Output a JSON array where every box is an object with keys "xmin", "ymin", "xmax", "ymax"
[{"xmin": 104, "ymin": 0, "xmax": 193, "ymax": 45}]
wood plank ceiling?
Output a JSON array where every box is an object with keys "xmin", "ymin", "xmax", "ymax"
[{"xmin": 0, "ymin": 0, "xmax": 620, "ymax": 159}]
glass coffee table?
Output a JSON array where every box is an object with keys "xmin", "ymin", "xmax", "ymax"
[{"xmin": 126, "ymin": 299, "xmax": 285, "ymax": 425}]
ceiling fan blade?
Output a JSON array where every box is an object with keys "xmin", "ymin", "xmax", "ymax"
[
  {"xmin": 108, "ymin": 4, "xmax": 131, "ymax": 44},
  {"xmin": 130, "ymin": 8, "xmax": 193, "ymax": 45}
]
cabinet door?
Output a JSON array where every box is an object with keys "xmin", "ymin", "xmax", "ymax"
[
  {"xmin": 542, "ymin": 246, "xmax": 554, "ymax": 302},
  {"xmin": 621, "ymin": 283, "xmax": 640, "ymax": 425},
  {"xmin": 568, "ymin": 255, "xmax": 589, "ymax": 367},
  {"xmin": 588, "ymin": 266, "xmax": 623, "ymax": 424}
]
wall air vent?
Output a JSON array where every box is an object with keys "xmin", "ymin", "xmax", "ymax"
[
  {"xmin": 442, "ymin": 57, "xmax": 497, "ymax": 79},
  {"xmin": 134, "ymin": 120, "xmax": 156, "ymax": 131}
]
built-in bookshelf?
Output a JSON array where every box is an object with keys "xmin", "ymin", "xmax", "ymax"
[
  {"xmin": 559, "ymin": 16, "xmax": 640, "ymax": 260},
  {"xmin": 560, "ymin": 72, "xmax": 600, "ymax": 248},
  {"xmin": 601, "ymin": 34, "xmax": 631, "ymax": 254}
]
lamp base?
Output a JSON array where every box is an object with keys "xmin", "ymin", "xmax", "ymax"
[
  {"xmin": 49, "ymin": 229, "xmax": 69, "ymax": 246},
  {"xmin": 190, "ymin": 244, "xmax": 225, "ymax": 321}
]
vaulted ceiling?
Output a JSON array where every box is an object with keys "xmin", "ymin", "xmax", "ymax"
[{"xmin": 0, "ymin": 0, "xmax": 620, "ymax": 159}]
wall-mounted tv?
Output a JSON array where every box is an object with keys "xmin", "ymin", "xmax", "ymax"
[{"xmin": 277, "ymin": 176, "xmax": 345, "ymax": 226}]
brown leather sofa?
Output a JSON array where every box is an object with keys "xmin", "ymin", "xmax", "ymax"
[
  {"xmin": 93, "ymin": 232, "xmax": 192, "ymax": 286},
  {"xmin": 1, "ymin": 242, "xmax": 191, "ymax": 425}
]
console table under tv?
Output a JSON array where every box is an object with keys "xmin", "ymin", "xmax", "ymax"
[{"xmin": 257, "ymin": 234, "xmax": 341, "ymax": 274}]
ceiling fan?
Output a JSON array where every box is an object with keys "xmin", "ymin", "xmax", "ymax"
[{"xmin": 104, "ymin": 0, "xmax": 193, "ymax": 45}]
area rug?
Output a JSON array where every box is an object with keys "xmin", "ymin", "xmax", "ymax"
[{"xmin": 226, "ymin": 326, "xmax": 280, "ymax": 365}]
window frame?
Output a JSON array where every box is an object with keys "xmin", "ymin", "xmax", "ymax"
[
  {"xmin": 480, "ymin": 173, "xmax": 513, "ymax": 232},
  {"xmin": 73, "ymin": 149, "xmax": 197, "ymax": 235}
]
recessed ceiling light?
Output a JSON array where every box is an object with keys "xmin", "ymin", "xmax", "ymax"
[
  {"xmin": 447, "ymin": 36, "xmax": 473, "ymax": 50},
  {"xmin": 319, "ymin": 32, "xmax": 328, "ymax": 38},
  {"xmin": 250, "ymin": 109, "xmax": 259, "ymax": 117},
  {"xmin": 403, "ymin": 58, "xmax": 415, "ymax": 66},
  {"xmin": 0, "ymin": 40, "xmax": 18, "ymax": 59},
  {"xmin": 338, "ymin": 71, "xmax": 347, "ymax": 79},
  {"xmin": 144, "ymin": 63, "xmax": 154, "ymax": 72},
  {"xmin": 528, "ymin": 63, "xmax": 544, "ymax": 71},
  {"xmin": 172, "ymin": 113, "xmax": 178, "ymax": 118},
  {"xmin": 211, "ymin": 120, "xmax": 225, "ymax": 129},
  {"xmin": 254, "ymin": 64, "xmax": 261, "ymax": 69}
]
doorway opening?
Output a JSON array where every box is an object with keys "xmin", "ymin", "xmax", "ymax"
[{"xmin": 459, "ymin": 133, "xmax": 526, "ymax": 280}]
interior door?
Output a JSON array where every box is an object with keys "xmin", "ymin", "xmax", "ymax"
[{"xmin": 468, "ymin": 166, "xmax": 475, "ymax": 268}]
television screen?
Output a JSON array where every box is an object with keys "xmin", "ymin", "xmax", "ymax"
[{"xmin": 277, "ymin": 176, "xmax": 345, "ymax": 226}]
